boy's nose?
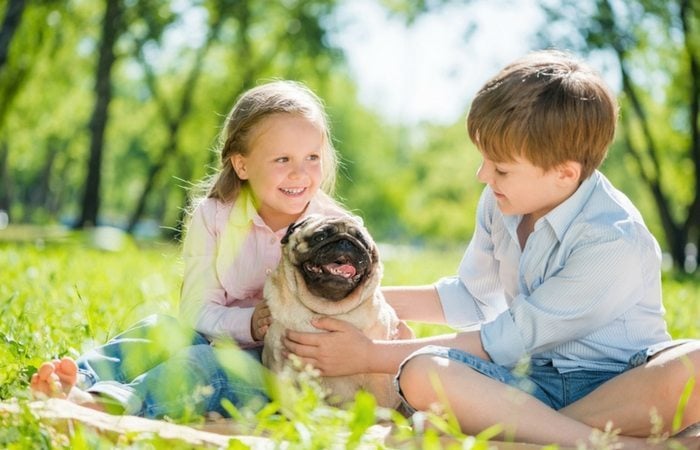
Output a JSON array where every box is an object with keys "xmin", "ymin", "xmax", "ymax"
[{"xmin": 476, "ymin": 163, "xmax": 490, "ymax": 183}]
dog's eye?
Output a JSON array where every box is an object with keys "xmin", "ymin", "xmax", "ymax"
[
  {"xmin": 311, "ymin": 225, "xmax": 337, "ymax": 245},
  {"xmin": 311, "ymin": 231, "xmax": 327, "ymax": 244}
]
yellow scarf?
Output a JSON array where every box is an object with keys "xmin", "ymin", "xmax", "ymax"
[{"xmin": 215, "ymin": 184, "xmax": 259, "ymax": 277}]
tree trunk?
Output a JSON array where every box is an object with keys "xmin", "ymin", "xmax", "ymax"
[
  {"xmin": 597, "ymin": 0, "xmax": 688, "ymax": 267},
  {"xmin": 126, "ymin": 143, "xmax": 170, "ymax": 234},
  {"xmin": 76, "ymin": 0, "xmax": 122, "ymax": 228},
  {"xmin": 0, "ymin": 0, "xmax": 33, "ymax": 132},
  {"xmin": 29, "ymin": 142, "xmax": 57, "ymax": 214},
  {"xmin": 0, "ymin": 141, "xmax": 11, "ymax": 219},
  {"xmin": 0, "ymin": 0, "xmax": 26, "ymax": 70},
  {"xmin": 680, "ymin": 0, "xmax": 700, "ymax": 265}
]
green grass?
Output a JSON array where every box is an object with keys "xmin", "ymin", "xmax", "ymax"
[{"xmin": 1, "ymin": 229, "xmax": 698, "ymax": 448}]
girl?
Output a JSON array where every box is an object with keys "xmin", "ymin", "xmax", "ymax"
[{"xmin": 30, "ymin": 80, "xmax": 350, "ymax": 419}]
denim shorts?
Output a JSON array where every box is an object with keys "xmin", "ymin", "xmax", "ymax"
[{"xmin": 394, "ymin": 340, "xmax": 693, "ymax": 413}]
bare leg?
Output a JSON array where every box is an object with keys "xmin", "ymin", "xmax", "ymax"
[
  {"xmin": 30, "ymin": 356, "xmax": 104, "ymax": 411},
  {"xmin": 561, "ymin": 341, "xmax": 700, "ymax": 436},
  {"xmin": 398, "ymin": 354, "xmax": 644, "ymax": 447}
]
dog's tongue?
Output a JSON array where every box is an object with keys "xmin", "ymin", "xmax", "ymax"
[{"xmin": 324, "ymin": 262, "xmax": 357, "ymax": 278}]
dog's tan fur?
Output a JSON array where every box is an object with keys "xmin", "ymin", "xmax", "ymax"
[{"xmin": 262, "ymin": 215, "xmax": 400, "ymax": 408}]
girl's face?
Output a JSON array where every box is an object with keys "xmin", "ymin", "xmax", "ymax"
[
  {"xmin": 231, "ymin": 113, "xmax": 324, "ymax": 231},
  {"xmin": 476, "ymin": 154, "xmax": 579, "ymax": 223}
]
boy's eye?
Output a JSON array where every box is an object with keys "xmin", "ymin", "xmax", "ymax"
[
  {"xmin": 495, "ymin": 168, "xmax": 507, "ymax": 176},
  {"xmin": 275, "ymin": 156, "xmax": 289, "ymax": 163}
]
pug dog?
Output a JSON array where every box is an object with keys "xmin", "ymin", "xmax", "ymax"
[{"xmin": 262, "ymin": 214, "xmax": 400, "ymax": 408}]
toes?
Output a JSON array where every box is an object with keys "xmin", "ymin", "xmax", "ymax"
[
  {"xmin": 56, "ymin": 357, "xmax": 78, "ymax": 386},
  {"xmin": 30, "ymin": 373, "xmax": 42, "ymax": 391},
  {"xmin": 59, "ymin": 357, "xmax": 78, "ymax": 375},
  {"xmin": 37, "ymin": 362, "xmax": 56, "ymax": 381},
  {"xmin": 30, "ymin": 373, "xmax": 52, "ymax": 397},
  {"xmin": 32, "ymin": 360, "xmax": 74, "ymax": 398}
]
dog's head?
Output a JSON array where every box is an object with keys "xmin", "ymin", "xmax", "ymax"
[{"xmin": 280, "ymin": 214, "xmax": 379, "ymax": 305}]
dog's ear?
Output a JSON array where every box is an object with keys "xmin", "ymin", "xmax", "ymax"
[{"xmin": 282, "ymin": 218, "xmax": 309, "ymax": 245}]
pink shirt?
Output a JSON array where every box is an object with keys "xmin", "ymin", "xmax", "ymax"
[{"xmin": 180, "ymin": 187, "xmax": 348, "ymax": 347}]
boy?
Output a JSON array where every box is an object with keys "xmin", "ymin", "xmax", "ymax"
[{"xmin": 284, "ymin": 50, "xmax": 700, "ymax": 446}]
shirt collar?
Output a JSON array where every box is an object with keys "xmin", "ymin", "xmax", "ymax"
[
  {"xmin": 542, "ymin": 170, "xmax": 600, "ymax": 241},
  {"xmin": 501, "ymin": 171, "xmax": 600, "ymax": 242}
]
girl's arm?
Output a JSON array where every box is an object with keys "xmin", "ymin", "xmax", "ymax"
[{"xmin": 180, "ymin": 199, "xmax": 258, "ymax": 345}]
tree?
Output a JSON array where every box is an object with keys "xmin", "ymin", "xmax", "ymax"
[
  {"xmin": 76, "ymin": 0, "xmax": 124, "ymax": 228},
  {"xmin": 0, "ymin": 0, "xmax": 26, "ymax": 70},
  {"xmin": 124, "ymin": 0, "xmax": 347, "ymax": 235},
  {"xmin": 538, "ymin": 0, "xmax": 700, "ymax": 270},
  {"xmin": 0, "ymin": 0, "xmax": 47, "ymax": 132},
  {"xmin": 0, "ymin": 0, "xmax": 24, "ymax": 219},
  {"xmin": 124, "ymin": 0, "xmax": 210, "ymax": 234}
]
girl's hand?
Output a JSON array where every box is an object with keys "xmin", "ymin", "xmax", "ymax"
[
  {"xmin": 396, "ymin": 320, "xmax": 415, "ymax": 340},
  {"xmin": 251, "ymin": 301, "xmax": 272, "ymax": 341},
  {"xmin": 283, "ymin": 317, "xmax": 372, "ymax": 376}
]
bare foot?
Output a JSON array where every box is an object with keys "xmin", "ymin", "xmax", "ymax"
[
  {"xmin": 30, "ymin": 356, "xmax": 78, "ymax": 398},
  {"xmin": 30, "ymin": 356, "xmax": 107, "ymax": 411}
]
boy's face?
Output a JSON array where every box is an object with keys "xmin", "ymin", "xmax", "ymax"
[{"xmin": 476, "ymin": 154, "xmax": 579, "ymax": 222}]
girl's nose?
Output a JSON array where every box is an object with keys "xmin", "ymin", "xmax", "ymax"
[{"xmin": 289, "ymin": 161, "xmax": 308, "ymax": 179}]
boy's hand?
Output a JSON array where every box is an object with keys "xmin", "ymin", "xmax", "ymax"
[
  {"xmin": 283, "ymin": 317, "xmax": 372, "ymax": 376},
  {"xmin": 251, "ymin": 301, "xmax": 271, "ymax": 341}
]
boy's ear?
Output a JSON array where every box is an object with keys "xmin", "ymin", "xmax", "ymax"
[
  {"xmin": 557, "ymin": 161, "xmax": 582, "ymax": 185},
  {"xmin": 231, "ymin": 154, "xmax": 248, "ymax": 180}
]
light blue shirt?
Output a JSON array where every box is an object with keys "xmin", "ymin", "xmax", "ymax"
[{"xmin": 436, "ymin": 171, "xmax": 671, "ymax": 372}]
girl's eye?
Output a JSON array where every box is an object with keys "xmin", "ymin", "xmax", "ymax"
[
  {"xmin": 307, "ymin": 154, "xmax": 320, "ymax": 161},
  {"xmin": 275, "ymin": 157, "xmax": 289, "ymax": 163}
]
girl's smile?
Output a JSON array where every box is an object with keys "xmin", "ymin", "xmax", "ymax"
[{"xmin": 231, "ymin": 113, "xmax": 325, "ymax": 231}]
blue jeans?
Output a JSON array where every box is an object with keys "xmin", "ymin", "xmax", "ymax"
[
  {"xmin": 395, "ymin": 345, "xmax": 659, "ymax": 414},
  {"xmin": 76, "ymin": 314, "xmax": 269, "ymax": 419}
]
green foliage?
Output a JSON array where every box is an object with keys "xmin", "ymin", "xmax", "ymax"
[
  {"xmin": 0, "ymin": 234, "xmax": 698, "ymax": 448},
  {"xmin": 661, "ymin": 272, "xmax": 700, "ymax": 339},
  {"xmin": 0, "ymin": 234, "xmax": 181, "ymax": 399},
  {"xmin": 537, "ymin": 0, "xmax": 700, "ymax": 268},
  {"xmin": 2, "ymin": 0, "xmax": 699, "ymax": 267},
  {"xmin": 0, "ymin": 0, "xmax": 491, "ymax": 248}
]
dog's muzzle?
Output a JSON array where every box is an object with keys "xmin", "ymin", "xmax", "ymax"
[{"xmin": 296, "ymin": 233, "xmax": 372, "ymax": 301}]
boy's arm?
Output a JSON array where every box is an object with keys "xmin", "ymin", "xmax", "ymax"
[{"xmin": 284, "ymin": 317, "xmax": 489, "ymax": 376}]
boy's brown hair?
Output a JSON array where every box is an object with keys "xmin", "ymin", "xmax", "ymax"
[{"xmin": 467, "ymin": 50, "xmax": 618, "ymax": 180}]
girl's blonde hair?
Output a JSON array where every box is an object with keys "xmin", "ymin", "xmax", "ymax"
[
  {"xmin": 467, "ymin": 50, "xmax": 618, "ymax": 180},
  {"xmin": 206, "ymin": 80, "xmax": 338, "ymax": 203}
]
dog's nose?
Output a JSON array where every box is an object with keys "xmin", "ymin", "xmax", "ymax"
[{"xmin": 336, "ymin": 239, "xmax": 356, "ymax": 252}]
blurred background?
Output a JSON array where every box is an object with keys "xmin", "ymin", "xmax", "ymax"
[{"xmin": 0, "ymin": 0, "xmax": 698, "ymax": 273}]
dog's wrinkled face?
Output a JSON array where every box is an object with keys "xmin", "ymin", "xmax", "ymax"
[{"xmin": 282, "ymin": 215, "xmax": 376, "ymax": 301}]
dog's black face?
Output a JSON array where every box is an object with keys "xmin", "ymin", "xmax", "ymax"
[{"xmin": 283, "ymin": 215, "xmax": 375, "ymax": 301}]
